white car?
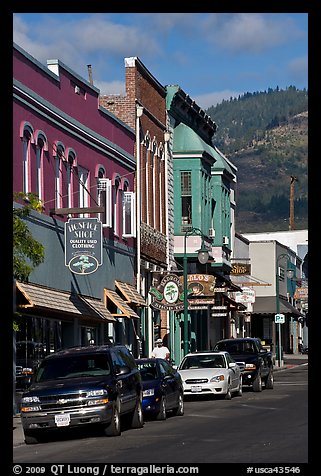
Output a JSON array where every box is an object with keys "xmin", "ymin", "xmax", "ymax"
[{"xmin": 178, "ymin": 351, "xmax": 242, "ymax": 400}]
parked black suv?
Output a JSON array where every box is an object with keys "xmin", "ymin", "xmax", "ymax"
[{"xmin": 20, "ymin": 345, "xmax": 143, "ymax": 444}]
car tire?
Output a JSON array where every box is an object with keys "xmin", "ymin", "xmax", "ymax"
[
  {"xmin": 236, "ymin": 377, "xmax": 243, "ymax": 396},
  {"xmin": 129, "ymin": 398, "xmax": 144, "ymax": 429},
  {"xmin": 172, "ymin": 392, "xmax": 184, "ymax": 416},
  {"xmin": 224, "ymin": 385, "xmax": 232, "ymax": 400},
  {"xmin": 265, "ymin": 368, "xmax": 274, "ymax": 389},
  {"xmin": 156, "ymin": 396, "xmax": 167, "ymax": 420},
  {"xmin": 253, "ymin": 372, "xmax": 263, "ymax": 392},
  {"xmin": 103, "ymin": 402, "xmax": 121, "ymax": 436},
  {"xmin": 24, "ymin": 431, "xmax": 40, "ymax": 445}
]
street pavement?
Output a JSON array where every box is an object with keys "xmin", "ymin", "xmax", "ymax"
[{"xmin": 12, "ymin": 353, "xmax": 308, "ymax": 448}]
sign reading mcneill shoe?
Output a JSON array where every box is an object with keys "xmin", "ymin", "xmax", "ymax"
[
  {"xmin": 65, "ymin": 218, "xmax": 103, "ymax": 275},
  {"xmin": 149, "ymin": 274, "xmax": 184, "ymax": 311}
]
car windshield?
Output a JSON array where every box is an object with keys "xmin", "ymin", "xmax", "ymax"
[
  {"xmin": 35, "ymin": 354, "xmax": 111, "ymax": 382},
  {"xmin": 214, "ymin": 341, "xmax": 256, "ymax": 354},
  {"xmin": 180, "ymin": 355, "xmax": 225, "ymax": 370},
  {"xmin": 137, "ymin": 362, "xmax": 158, "ymax": 381}
]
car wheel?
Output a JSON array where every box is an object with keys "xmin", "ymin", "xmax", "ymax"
[
  {"xmin": 156, "ymin": 396, "xmax": 167, "ymax": 420},
  {"xmin": 224, "ymin": 385, "xmax": 232, "ymax": 400},
  {"xmin": 236, "ymin": 377, "xmax": 243, "ymax": 396},
  {"xmin": 129, "ymin": 399, "xmax": 144, "ymax": 429},
  {"xmin": 103, "ymin": 402, "xmax": 121, "ymax": 436},
  {"xmin": 24, "ymin": 431, "xmax": 40, "ymax": 445},
  {"xmin": 172, "ymin": 392, "xmax": 184, "ymax": 416},
  {"xmin": 253, "ymin": 372, "xmax": 263, "ymax": 392},
  {"xmin": 265, "ymin": 369, "xmax": 274, "ymax": 389}
]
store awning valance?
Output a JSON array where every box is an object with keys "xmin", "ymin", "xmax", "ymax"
[
  {"xmin": 115, "ymin": 280, "xmax": 147, "ymax": 306},
  {"xmin": 252, "ymin": 296, "xmax": 303, "ymax": 316},
  {"xmin": 104, "ymin": 289, "xmax": 140, "ymax": 319},
  {"xmin": 16, "ymin": 281, "xmax": 116, "ymax": 322}
]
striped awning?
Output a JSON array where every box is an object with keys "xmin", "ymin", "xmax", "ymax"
[
  {"xmin": 16, "ymin": 281, "xmax": 115, "ymax": 322},
  {"xmin": 115, "ymin": 280, "xmax": 146, "ymax": 306},
  {"xmin": 104, "ymin": 289, "xmax": 140, "ymax": 319}
]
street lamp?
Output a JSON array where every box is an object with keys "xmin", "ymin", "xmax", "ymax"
[
  {"xmin": 275, "ymin": 253, "xmax": 294, "ymax": 367},
  {"xmin": 183, "ymin": 227, "xmax": 211, "ymax": 356}
]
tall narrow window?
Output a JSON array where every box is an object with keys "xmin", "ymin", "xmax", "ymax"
[
  {"xmin": 66, "ymin": 151, "xmax": 76, "ymax": 208},
  {"xmin": 181, "ymin": 171, "xmax": 192, "ymax": 225},
  {"xmin": 22, "ymin": 127, "xmax": 33, "ymax": 195},
  {"xmin": 78, "ymin": 166, "xmax": 89, "ymax": 217},
  {"xmin": 97, "ymin": 170, "xmax": 112, "ymax": 227},
  {"xmin": 35, "ymin": 134, "xmax": 47, "ymax": 201},
  {"xmin": 123, "ymin": 182, "xmax": 136, "ymax": 237},
  {"xmin": 113, "ymin": 178, "xmax": 121, "ymax": 235},
  {"xmin": 54, "ymin": 144, "xmax": 64, "ymax": 209}
]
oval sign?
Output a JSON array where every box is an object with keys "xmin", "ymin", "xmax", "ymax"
[{"xmin": 68, "ymin": 255, "xmax": 99, "ymax": 275}]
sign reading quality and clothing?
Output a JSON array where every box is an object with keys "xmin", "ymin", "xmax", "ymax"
[{"xmin": 65, "ymin": 218, "xmax": 103, "ymax": 275}]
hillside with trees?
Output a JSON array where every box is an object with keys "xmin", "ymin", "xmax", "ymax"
[{"xmin": 206, "ymin": 87, "xmax": 308, "ymax": 233}]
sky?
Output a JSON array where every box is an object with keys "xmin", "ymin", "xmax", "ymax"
[{"xmin": 12, "ymin": 12, "xmax": 308, "ymax": 109}]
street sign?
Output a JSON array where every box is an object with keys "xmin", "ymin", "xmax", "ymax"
[{"xmin": 275, "ymin": 313, "xmax": 285, "ymax": 324}]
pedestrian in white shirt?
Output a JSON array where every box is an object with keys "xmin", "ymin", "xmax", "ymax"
[{"xmin": 151, "ymin": 338, "xmax": 170, "ymax": 360}]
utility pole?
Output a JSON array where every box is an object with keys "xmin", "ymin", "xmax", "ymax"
[{"xmin": 289, "ymin": 176, "xmax": 298, "ymax": 230}]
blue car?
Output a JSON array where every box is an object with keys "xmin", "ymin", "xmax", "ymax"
[{"xmin": 135, "ymin": 358, "xmax": 184, "ymax": 420}]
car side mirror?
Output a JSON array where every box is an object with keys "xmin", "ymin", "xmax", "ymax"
[
  {"xmin": 229, "ymin": 362, "xmax": 236, "ymax": 368},
  {"xmin": 116, "ymin": 365, "xmax": 130, "ymax": 375}
]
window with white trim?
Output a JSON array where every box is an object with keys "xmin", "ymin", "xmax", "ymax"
[
  {"xmin": 78, "ymin": 166, "xmax": 89, "ymax": 217},
  {"xmin": 113, "ymin": 177, "xmax": 121, "ymax": 235},
  {"xmin": 54, "ymin": 144, "xmax": 64, "ymax": 208},
  {"xmin": 122, "ymin": 191, "xmax": 136, "ymax": 237},
  {"xmin": 97, "ymin": 176, "xmax": 112, "ymax": 227},
  {"xmin": 22, "ymin": 127, "xmax": 33, "ymax": 195},
  {"xmin": 35, "ymin": 134, "xmax": 46, "ymax": 201}
]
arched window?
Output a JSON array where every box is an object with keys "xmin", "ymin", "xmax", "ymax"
[
  {"xmin": 21, "ymin": 123, "xmax": 34, "ymax": 195},
  {"xmin": 64, "ymin": 148, "xmax": 77, "ymax": 208},
  {"xmin": 78, "ymin": 165, "xmax": 90, "ymax": 217},
  {"xmin": 96, "ymin": 166, "xmax": 112, "ymax": 227},
  {"xmin": 53, "ymin": 142, "xmax": 65, "ymax": 209},
  {"xmin": 122, "ymin": 179, "xmax": 136, "ymax": 238},
  {"xmin": 113, "ymin": 176, "xmax": 121, "ymax": 236},
  {"xmin": 34, "ymin": 131, "xmax": 48, "ymax": 202},
  {"xmin": 141, "ymin": 133, "xmax": 150, "ymax": 223}
]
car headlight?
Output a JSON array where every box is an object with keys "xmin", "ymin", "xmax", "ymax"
[
  {"xmin": 143, "ymin": 388, "xmax": 155, "ymax": 397},
  {"xmin": 210, "ymin": 375, "xmax": 225, "ymax": 382},
  {"xmin": 21, "ymin": 368, "xmax": 33, "ymax": 375},
  {"xmin": 21, "ymin": 396, "xmax": 40, "ymax": 403},
  {"xmin": 244, "ymin": 364, "xmax": 256, "ymax": 370}
]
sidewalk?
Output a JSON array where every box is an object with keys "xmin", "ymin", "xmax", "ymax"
[{"xmin": 13, "ymin": 353, "xmax": 308, "ymax": 448}]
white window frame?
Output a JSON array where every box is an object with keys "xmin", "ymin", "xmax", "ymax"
[
  {"xmin": 97, "ymin": 178, "xmax": 112, "ymax": 227},
  {"xmin": 122, "ymin": 191, "xmax": 136, "ymax": 238},
  {"xmin": 78, "ymin": 166, "xmax": 89, "ymax": 217}
]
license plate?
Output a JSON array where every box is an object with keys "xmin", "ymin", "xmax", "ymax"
[
  {"xmin": 191, "ymin": 386, "xmax": 202, "ymax": 393},
  {"xmin": 55, "ymin": 414, "xmax": 70, "ymax": 427}
]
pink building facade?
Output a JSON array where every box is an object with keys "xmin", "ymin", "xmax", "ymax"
[{"xmin": 13, "ymin": 43, "xmax": 144, "ymax": 354}]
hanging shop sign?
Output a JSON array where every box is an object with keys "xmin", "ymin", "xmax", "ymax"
[
  {"xmin": 149, "ymin": 274, "xmax": 184, "ymax": 311},
  {"xmin": 179, "ymin": 274, "xmax": 216, "ymax": 296},
  {"xmin": 65, "ymin": 218, "xmax": 103, "ymax": 275},
  {"xmin": 234, "ymin": 287, "xmax": 256, "ymax": 304},
  {"xmin": 231, "ymin": 263, "xmax": 251, "ymax": 275}
]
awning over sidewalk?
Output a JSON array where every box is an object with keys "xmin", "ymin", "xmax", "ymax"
[
  {"xmin": 16, "ymin": 281, "xmax": 116, "ymax": 322},
  {"xmin": 115, "ymin": 280, "xmax": 146, "ymax": 306},
  {"xmin": 104, "ymin": 289, "xmax": 140, "ymax": 319},
  {"xmin": 252, "ymin": 296, "xmax": 303, "ymax": 316}
]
